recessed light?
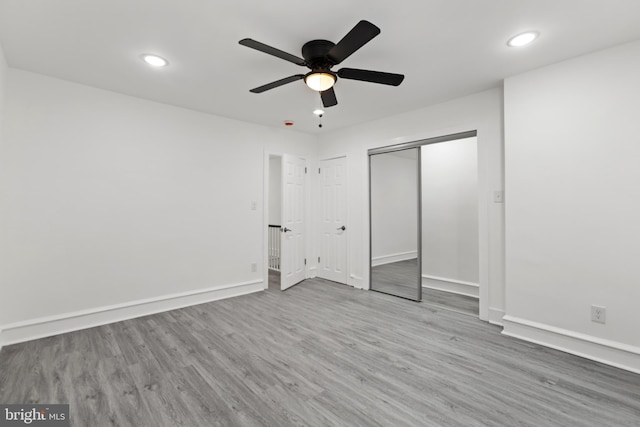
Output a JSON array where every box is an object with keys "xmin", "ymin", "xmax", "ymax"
[
  {"xmin": 507, "ymin": 31, "xmax": 539, "ymax": 47},
  {"xmin": 313, "ymin": 109, "xmax": 325, "ymax": 116},
  {"xmin": 141, "ymin": 54, "xmax": 168, "ymax": 67}
]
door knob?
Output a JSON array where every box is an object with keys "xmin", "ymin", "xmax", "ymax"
[
  {"xmin": 282, "ymin": 227, "xmax": 292, "ymax": 233},
  {"xmin": 337, "ymin": 226, "xmax": 346, "ymax": 231}
]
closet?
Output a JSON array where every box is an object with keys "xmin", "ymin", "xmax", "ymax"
[{"xmin": 369, "ymin": 131, "xmax": 479, "ymax": 310}]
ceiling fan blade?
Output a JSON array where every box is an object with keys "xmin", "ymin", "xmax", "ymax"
[
  {"xmin": 320, "ymin": 87, "xmax": 338, "ymax": 107},
  {"xmin": 337, "ymin": 68, "xmax": 404, "ymax": 86},
  {"xmin": 327, "ymin": 20, "xmax": 381, "ymax": 65},
  {"xmin": 249, "ymin": 75, "xmax": 305, "ymax": 93},
  {"xmin": 239, "ymin": 38, "xmax": 306, "ymax": 66}
]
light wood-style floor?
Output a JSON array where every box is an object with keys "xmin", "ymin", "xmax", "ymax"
[
  {"xmin": 422, "ymin": 288, "xmax": 479, "ymax": 317},
  {"xmin": 268, "ymin": 268, "xmax": 280, "ymax": 290},
  {"xmin": 1, "ymin": 278, "xmax": 639, "ymax": 426}
]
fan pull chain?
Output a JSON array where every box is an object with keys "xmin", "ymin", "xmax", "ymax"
[{"xmin": 313, "ymin": 107, "xmax": 325, "ymax": 128}]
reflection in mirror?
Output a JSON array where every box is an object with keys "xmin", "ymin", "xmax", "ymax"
[{"xmin": 370, "ymin": 147, "xmax": 421, "ymax": 301}]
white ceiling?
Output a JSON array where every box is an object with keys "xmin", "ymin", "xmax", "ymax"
[{"xmin": 1, "ymin": 0, "xmax": 640, "ymax": 134}]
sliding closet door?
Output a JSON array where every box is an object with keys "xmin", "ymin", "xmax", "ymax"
[{"xmin": 369, "ymin": 147, "xmax": 421, "ymax": 301}]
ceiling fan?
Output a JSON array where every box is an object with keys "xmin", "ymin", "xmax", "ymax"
[{"xmin": 239, "ymin": 20, "xmax": 405, "ymax": 108}]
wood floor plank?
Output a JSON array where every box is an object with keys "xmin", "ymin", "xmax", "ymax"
[
  {"xmin": 95, "ymin": 355, "xmax": 152, "ymax": 427},
  {"xmin": 1, "ymin": 278, "xmax": 639, "ymax": 426},
  {"xmin": 421, "ymin": 287, "xmax": 479, "ymax": 316}
]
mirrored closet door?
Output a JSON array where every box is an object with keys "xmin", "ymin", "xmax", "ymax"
[
  {"xmin": 369, "ymin": 147, "xmax": 422, "ymax": 301},
  {"xmin": 369, "ymin": 130, "xmax": 479, "ymax": 305}
]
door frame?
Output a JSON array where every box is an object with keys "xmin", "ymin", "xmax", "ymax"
[
  {"xmin": 317, "ymin": 154, "xmax": 349, "ymax": 285},
  {"xmin": 263, "ymin": 151, "xmax": 311, "ymax": 290},
  {"xmin": 367, "ymin": 130, "xmax": 480, "ymax": 306}
]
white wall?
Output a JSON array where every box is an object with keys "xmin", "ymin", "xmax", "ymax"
[
  {"xmin": 0, "ymin": 41, "xmax": 9, "ymax": 154},
  {"xmin": 422, "ymin": 137, "xmax": 479, "ymax": 287},
  {"xmin": 0, "ymin": 69, "xmax": 317, "ymax": 345},
  {"xmin": 503, "ymin": 40, "xmax": 640, "ymax": 373},
  {"xmin": 268, "ymin": 156, "xmax": 281, "ymax": 225},
  {"xmin": 370, "ymin": 150, "xmax": 419, "ymax": 264},
  {"xmin": 0, "ymin": 42, "xmax": 8, "ymax": 329},
  {"xmin": 0, "ymin": 41, "xmax": 6, "ymax": 152},
  {"xmin": 317, "ymin": 88, "xmax": 504, "ymax": 323}
]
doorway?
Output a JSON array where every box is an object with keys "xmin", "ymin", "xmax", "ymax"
[
  {"xmin": 266, "ymin": 153, "xmax": 307, "ymax": 291},
  {"xmin": 420, "ymin": 136, "xmax": 479, "ymax": 316},
  {"xmin": 369, "ymin": 131, "xmax": 480, "ymax": 316},
  {"xmin": 267, "ymin": 155, "xmax": 282, "ymax": 290}
]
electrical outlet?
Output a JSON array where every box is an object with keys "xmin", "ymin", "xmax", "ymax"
[
  {"xmin": 251, "ymin": 263, "xmax": 257, "ymax": 272},
  {"xmin": 591, "ymin": 305, "xmax": 606, "ymax": 324},
  {"xmin": 493, "ymin": 190, "xmax": 504, "ymax": 203}
]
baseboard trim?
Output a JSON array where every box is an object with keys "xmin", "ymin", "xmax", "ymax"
[
  {"xmin": 502, "ymin": 315, "xmax": 640, "ymax": 374},
  {"xmin": 488, "ymin": 308, "xmax": 505, "ymax": 326},
  {"xmin": 0, "ymin": 279, "xmax": 263, "ymax": 349},
  {"xmin": 371, "ymin": 251, "xmax": 417, "ymax": 267},
  {"xmin": 421, "ymin": 274, "xmax": 479, "ymax": 298},
  {"xmin": 350, "ymin": 274, "xmax": 365, "ymax": 289}
]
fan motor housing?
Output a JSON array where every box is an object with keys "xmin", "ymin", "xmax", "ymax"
[{"xmin": 302, "ymin": 40, "xmax": 336, "ymax": 68}]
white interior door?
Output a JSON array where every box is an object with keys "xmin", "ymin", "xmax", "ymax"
[
  {"xmin": 280, "ymin": 154, "xmax": 306, "ymax": 290},
  {"xmin": 318, "ymin": 157, "xmax": 348, "ymax": 284}
]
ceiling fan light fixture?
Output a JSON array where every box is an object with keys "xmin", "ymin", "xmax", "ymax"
[
  {"xmin": 240, "ymin": 20, "xmax": 403, "ymax": 108},
  {"xmin": 305, "ymin": 72, "xmax": 336, "ymax": 92}
]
